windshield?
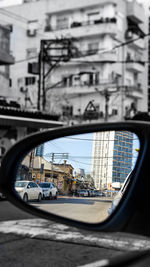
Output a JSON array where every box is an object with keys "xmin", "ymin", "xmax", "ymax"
[
  {"xmin": 15, "ymin": 181, "xmax": 28, "ymax": 188},
  {"xmin": 39, "ymin": 183, "xmax": 50, "ymax": 188}
]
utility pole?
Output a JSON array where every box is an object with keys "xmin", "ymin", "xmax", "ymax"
[
  {"xmin": 49, "ymin": 152, "xmax": 69, "ymax": 183},
  {"xmin": 95, "ymin": 86, "xmax": 118, "ymax": 122},
  {"xmin": 38, "ymin": 38, "xmax": 73, "ymax": 111},
  {"xmin": 121, "ymin": 45, "xmax": 125, "ymax": 120},
  {"xmin": 103, "ymin": 89, "xmax": 110, "ymax": 122},
  {"xmin": 51, "ymin": 153, "xmax": 54, "ymax": 183}
]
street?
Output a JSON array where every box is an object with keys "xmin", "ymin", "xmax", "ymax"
[
  {"xmin": 1, "ymin": 200, "xmax": 150, "ymax": 266},
  {"xmin": 31, "ymin": 196, "xmax": 112, "ymax": 223}
]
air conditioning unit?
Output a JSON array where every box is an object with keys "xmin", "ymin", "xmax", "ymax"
[{"xmin": 27, "ymin": 29, "xmax": 37, "ymax": 37}]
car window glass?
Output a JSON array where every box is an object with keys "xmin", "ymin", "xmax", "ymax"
[
  {"xmin": 33, "ymin": 183, "xmax": 38, "ymax": 188},
  {"xmin": 28, "ymin": 182, "xmax": 34, "ymax": 188}
]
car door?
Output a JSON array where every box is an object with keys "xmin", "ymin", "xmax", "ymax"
[
  {"xmin": 50, "ymin": 183, "xmax": 56, "ymax": 197},
  {"xmin": 27, "ymin": 182, "xmax": 34, "ymax": 200},
  {"xmin": 32, "ymin": 182, "xmax": 40, "ymax": 200}
]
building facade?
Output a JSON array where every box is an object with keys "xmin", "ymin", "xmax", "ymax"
[
  {"xmin": 0, "ymin": 24, "xmax": 14, "ymax": 98},
  {"xmin": 91, "ymin": 130, "xmax": 134, "ymax": 190},
  {"xmin": 1, "ymin": 0, "xmax": 148, "ymax": 122},
  {"xmin": 35, "ymin": 144, "xmax": 44, "ymax": 157}
]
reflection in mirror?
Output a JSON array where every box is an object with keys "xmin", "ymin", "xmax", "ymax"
[{"xmin": 15, "ymin": 130, "xmax": 140, "ymax": 223}]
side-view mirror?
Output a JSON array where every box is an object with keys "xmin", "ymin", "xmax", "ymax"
[{"xmin": 0, "ymin": 121, "xmax": 148, "ymax": 231}]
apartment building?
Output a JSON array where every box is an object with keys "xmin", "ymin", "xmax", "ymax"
[
  {"xmin": 0, "ymin": 0, "xmax": 148, "ymax": 122},
  {"xmin": 91, "ymin": 130, "xmax": 134, "ymax": 190},
  {"xmin": 0, "ymin": 24, "xmax": 14, "ymax": 98}
]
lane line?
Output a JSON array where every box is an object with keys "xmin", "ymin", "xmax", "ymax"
[
  {"xmin": 0, "ymin": 219, "xmax": 150, "ymax": 251},
  {"xmin": 78, "ymin": 259, "xmax": 109, "ymax": 267}
]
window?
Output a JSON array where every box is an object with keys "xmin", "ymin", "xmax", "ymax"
[
  {"xmin": 26, "ymin": 48, "xmax": 38, "ymax": 59},
  {"xmin": 25, "ymin": 76, "xmax": 36, "ymax": 86},
  {"xmin": 87, "ymin": 12, "xmax": 100, "ymax": 23},
  {"xmin": 27, "ymin": 20, "xmax": 38, "ymax": 37},
  {"xmin": 9, "ymin": 78, "xmax": 12, "ymax": 87},
  {"xmin": 45, "ymin": 15, "xmax": 51, "ymax": 32},
  {"xmin": 62, "ymin": 105, "xmax": 73, "ymax": 116},
  {"xmin": 88, "ymin": 42, "xmax": 99, "ymax": 54},
  {"xmin": 45, "ymin": 173, "xmax": 51, "ymax": 178},
  {"xmin": 56, "ymin": 16, "xmax": 69, "ymax": 30},
  {"xmin": 33, "ymin": 183, "xmax": 38, "ymax": 188}
]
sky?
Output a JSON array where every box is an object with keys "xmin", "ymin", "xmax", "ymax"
[
  {"xmin": 42, "ymin": 132, "xmax": 140, "ymax": 176},
  {"xmin": 0, "ymin": 0, "xmax": 22, "ymax": 7},
  {"xmin": 0, "ymin": 0, "xmax": 149, "ymax": 8},
  {"xmin": 43, "ymin": 133, "xmax": 94, "ymax": 175}
]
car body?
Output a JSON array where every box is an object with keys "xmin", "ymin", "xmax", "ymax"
[
  {"xmin": 88, "ymin": 189, "xmax": 96, "ymax": 197},
  {"xmin": 15, "ymin": 181, "xmax": 43, "ymax": 202},
  {"xmin": 78, "ymin": 189, "xmax": 88, "ymax": 197},
  {"xmin": 39, "ymin": 182, "xmax": 58, "ymax": 199},
  {"xmin": 94, "ymin": 190, "xmax": 105, "ymax": 197},
  {"xmin": 108, "ymin": 172, "xmax": 131, "ymax": 215}
]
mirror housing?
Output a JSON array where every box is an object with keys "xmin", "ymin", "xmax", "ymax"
[{"xmin": 0, "ymin": 121, "xmax": 149, "ymax": 232}]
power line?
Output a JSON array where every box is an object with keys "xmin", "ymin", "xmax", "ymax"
[
  {"xmin": 0, "ymin": 8, "xmax": 28, "ymax": 23},
  {"xmin": 43, "ymin": 154, "xmax": 137, "ymax": 159},
  {"xmin": 65, "ymin": 137, "xmax": 138, "ymax": 142}
]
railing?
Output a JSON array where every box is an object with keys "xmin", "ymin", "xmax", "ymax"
[
  {"xmin": 56, "ymin": 79, "xmax": 116, "ymax": 88},
  {"xmin": 44, "ymin": 17, "xmax": 117, "ymax": 32}
]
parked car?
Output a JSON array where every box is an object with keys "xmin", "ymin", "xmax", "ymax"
[
  {"xmin": 88, "ymin": 189, "xmax": 96, "ymax": 197},
  {"xmin": 78, "ymin": 189, "xmax": 88, "ymax": 197},
  {"xmin": 15, "ymin": 181, "xmax": 43, "ymax": 202},
  {"xmin": 94, "ymin": 190, "xmax": 105, "ymax": 197},
  {"xmin": 39, "ymin": 182, "xmax": 58, "ymax": 199}
]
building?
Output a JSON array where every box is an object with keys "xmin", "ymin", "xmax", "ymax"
[
  {"xmin": 35, "ymin": 144, "xmax": 44, "ymax": 157},
  {"xmin": 76, "ymin": 168, "xmax": 85, "ymax": 178},
  {"xmin": 0, "ymin": 24, "xmax": 14, "ymax": 98},
  {"xmin": 0, "ymin": 0, "xmax": 148, "ymax": 122},
  {"xmin": 91, "ymin": 130, "xmax": 134, "ymax": 190},
  {"xmin": 21, "ymin": 155, "xmax": 74, "ymax": 193}
]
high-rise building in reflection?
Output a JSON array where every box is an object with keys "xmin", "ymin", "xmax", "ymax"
[
  {"xmin": 35, "ymin": 144, "xmax": 44, "ymax": 157},
  {"xmin": 91, "ymin": 131, "xmax": 134, "ymax": 190}
]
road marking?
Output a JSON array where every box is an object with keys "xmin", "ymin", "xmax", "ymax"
[
  {"xmin": 78, "ymin": 259, "xmax": 109, "ymax": 267},
  {"xmin": 0, "ymin": 219, "xmax": 150, "ymax": 252}
]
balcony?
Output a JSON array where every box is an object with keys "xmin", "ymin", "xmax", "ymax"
[
  {"xmin": 125, "ymin": 31, "xmax": 145, "ymax": 50},
  {"xmin": 72, "ymin": 51, "xmax": 117, "ymax": 63},
  {"xmin": 54, "ymin": 80, "xmax": 116, "ymax": 96},
  {"xmin": 127, "ymin": 1, "xmax": 144, "ymax": 24},
  {"xmin": 126, "ymin": 61, "xmax": 145, "ymax": 73},
  {"xmin": 45, "ymin": 18, "xmax": 118, "ymax": 39},
  {"xmin": 125, "ymin": 86, "xmax": 143, "ymax": 99}
]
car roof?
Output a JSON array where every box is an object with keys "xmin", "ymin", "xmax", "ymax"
[
  {"xmin": 39, "ymin": 182, "xmax": 52, "ymax": 184},
  {"xmin": 16, "ymin": 180, "xmax": 31, "ymax": 183}
]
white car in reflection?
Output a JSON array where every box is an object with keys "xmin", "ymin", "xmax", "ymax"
[
  {"xmin": 108, "ymin": 172, "xmax": 131, "ymax": 215},
  {"xmin": 78, "ymin": 189, "xmax": 89, "ymax": 197},
  {"xmin": 39, "ymin": 182, "xmax": 58, "ymax": 199},
  {"xmin": 15, "ymin": 181, "xmax": 43, "ymax": 202}
]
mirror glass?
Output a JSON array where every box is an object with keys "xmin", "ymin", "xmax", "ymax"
[{"xmin": 15, "ymin": 130, "xmax": 140, "ymax": 223}]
